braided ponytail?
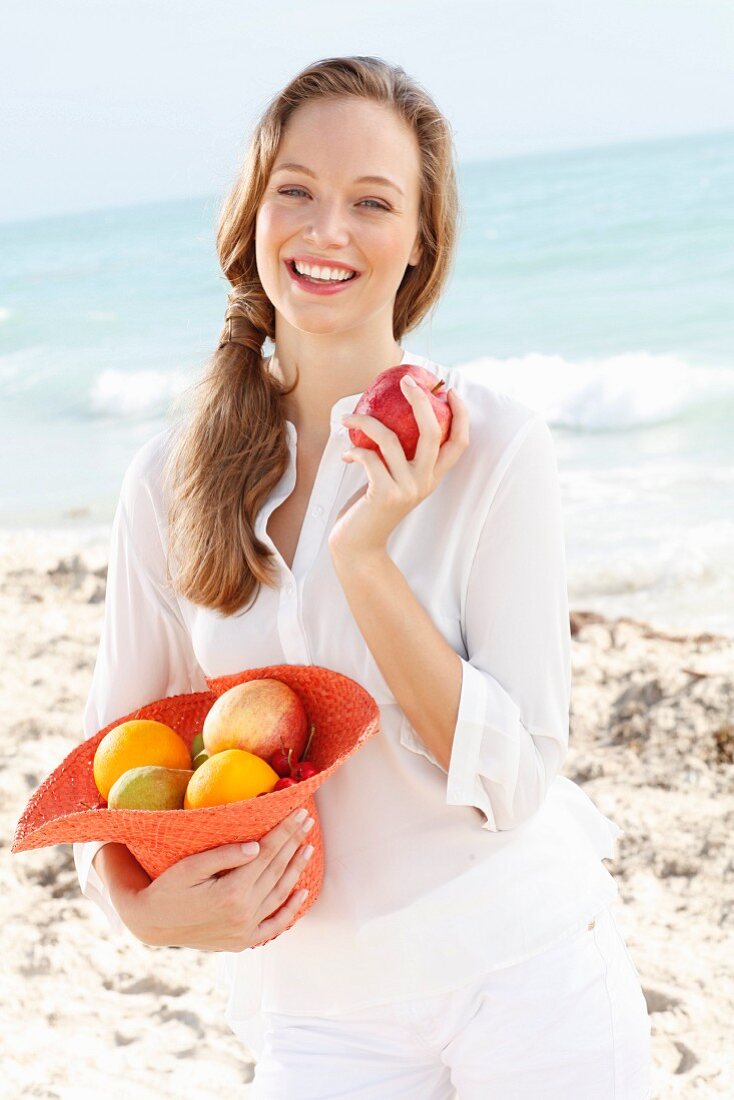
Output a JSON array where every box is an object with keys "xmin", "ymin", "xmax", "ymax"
[{"xmin": 163, "ymin": 286, "xmax": 299, "ymax": 617}]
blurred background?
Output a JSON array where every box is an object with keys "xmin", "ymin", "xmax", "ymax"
[{"xmin": 2, "ymin": 0, "xmax": 733, "ymax": 635}]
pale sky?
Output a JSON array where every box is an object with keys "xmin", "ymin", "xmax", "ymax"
[{"xmin": 2, "ymin": 0, "xmax": 733, "ymax": 223}]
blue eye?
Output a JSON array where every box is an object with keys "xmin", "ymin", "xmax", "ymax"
[{"xmin": 277, "ymin": 188, "xmax": 389, "ymax": 211}]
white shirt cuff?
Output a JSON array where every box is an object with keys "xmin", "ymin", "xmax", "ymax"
[
  {"xmin": 398, "ymin": 658, "xmax": 507, "ymax": 831},
  {"xmin": 444, "ymin": 657, "xmax": 494, "ymax": 830},
  {"xmin": 73, "ymin": 840, "xmax": 128, "ymax": 938}
]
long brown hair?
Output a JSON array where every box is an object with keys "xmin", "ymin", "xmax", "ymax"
[{"xmin": 163, "ymin": 55, "xmax": 461, "ymax": 617}]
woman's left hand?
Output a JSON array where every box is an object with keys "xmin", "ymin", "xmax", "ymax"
[{"xmin": 328, "ymin": 377, "xmax": 470, "ymax": 562}]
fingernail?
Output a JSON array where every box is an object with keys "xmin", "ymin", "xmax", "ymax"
[
  {"xmin": 401, "ymin": 375, "xmax": 417, "ymax": 388},
  {"xmin": 241, "ymin": 842, "xmax": 259, "ymax": 855},
  {"xmin": 293, "ymin": 808, "xmax": 308, "ymax": 823},
  {"xmin": 302, "ymin": 844, "xmax": 315, "ymax": 861},
  {"xmin": 302, "ymin": 816, "xmax": 315, "ymax": 833}
]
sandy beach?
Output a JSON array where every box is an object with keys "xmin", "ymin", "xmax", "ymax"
[{"xmin": 3, "ymin": 529, "xmax": 732, "ymax": 1098}]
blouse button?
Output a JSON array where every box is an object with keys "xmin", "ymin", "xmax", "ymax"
[{"xmin": 312, "ymin": 504, "xmax": 324, "ymax": 518}]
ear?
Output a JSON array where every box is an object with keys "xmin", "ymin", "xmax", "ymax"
[{"xmin": 408, "ymin": 234, "xmax": 423, "ymax": 268}]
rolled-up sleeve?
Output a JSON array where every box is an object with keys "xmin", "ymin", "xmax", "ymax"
[
  {"xmin": 446, "ymin": 415, "xmax": 572, "ymax": 832},
  {"xmin": 74, "ymin": 440, "xmax": 207, "ymax": 936}
]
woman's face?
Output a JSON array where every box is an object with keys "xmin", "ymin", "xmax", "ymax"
[{"xmin": 255, "ymin": 98, "xmax": 423, "ymax": 337}]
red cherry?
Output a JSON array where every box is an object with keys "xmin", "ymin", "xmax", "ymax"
[
  {"xmin": 273, "ymin": 777, "xmax": 298, "ymax": 790},
  {"xmin": 270, "ymin": 749, "xmax": 292, "ymax": 777},
  {"xmin": 292, "ymin": 761, "xmax": 320, "ymax": 781}
]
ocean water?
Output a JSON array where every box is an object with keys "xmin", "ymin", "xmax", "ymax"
[{"xmin": 1, "ymin": 129, "xmax": 732, "ymax": 637}]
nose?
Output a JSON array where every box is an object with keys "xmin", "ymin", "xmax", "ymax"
[{"xmin": 303, "ymin": 200, "xmax": 350, "ymax": 249}]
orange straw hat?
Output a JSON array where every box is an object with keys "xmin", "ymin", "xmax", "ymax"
[{"xmin": 12, "ymin": 664, "xmax": 380, "ymax": 944}]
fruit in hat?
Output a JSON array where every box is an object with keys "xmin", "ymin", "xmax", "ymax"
[
  {"xmin": 107, "ymin": 766, "xmax": 193, "ymax": 810},
  {"xmin": 202, "ymin": 678, "xmax": 308, "ymax": 763},
  {"xmin": 269, "ymin": 722, "xmax": 320, "ymax": 782},
  {"xmin": 184, "ymin": 748, "xmax": 280, "ymax": 809},
  {"xmin": 273, "ymin": 777, "xmax": 298, "ymax": 791},
  {"xmin": 93, "ymin": 719, "xmax": 192, "ymax": 801}
]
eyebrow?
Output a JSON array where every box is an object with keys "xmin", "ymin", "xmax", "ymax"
[{"xmin": 272, "ymin": 162, "xmax": 404, "ymax": 197}]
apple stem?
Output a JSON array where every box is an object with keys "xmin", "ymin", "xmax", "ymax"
[{"xmin": 431, "ymin": 381, "xmax": 444, "ymax": 394}]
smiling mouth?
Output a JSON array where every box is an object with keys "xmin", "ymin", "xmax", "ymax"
[
  {"xmin": 285, "ymin": 260, "xmax": 363, "ymax": 295},
  {"xmin": 287, "ymin": 260, "xmax": 359, "ymax": 283}
]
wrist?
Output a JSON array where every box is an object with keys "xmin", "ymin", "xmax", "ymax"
[
  {"xmin": 330, "ymin": 545, "xmax": 390, "ymax": 577},
  {"xmin": 95, "ymin": 843, "xmax": 156, "ymax": 941}
]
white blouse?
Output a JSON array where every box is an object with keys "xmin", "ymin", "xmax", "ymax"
[{"xmin": 74, "ymin": 348, "xmax": 622, "ymax": 1050}]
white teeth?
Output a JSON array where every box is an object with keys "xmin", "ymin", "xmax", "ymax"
[{"xmin": 293, "ymin": 261, "xmax": 355, "ymax": 281}]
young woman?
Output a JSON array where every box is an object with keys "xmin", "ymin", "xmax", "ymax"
[{"xmin": 74, "ymin": 56, "xmax": 652, "ymax": 1098}]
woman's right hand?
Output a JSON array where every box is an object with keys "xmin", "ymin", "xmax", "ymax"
[{"xmin": 123, "ymin": 808, "xmax": 316, "ymax": 951}]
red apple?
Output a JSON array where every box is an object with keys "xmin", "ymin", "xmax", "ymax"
[
  {"xmin": 347, "ymin": 364, "xmax": 452, "ymax": 463},
  {"xmin": 203, "ymin": 678, "xmax": 308, "ymax": 764}
]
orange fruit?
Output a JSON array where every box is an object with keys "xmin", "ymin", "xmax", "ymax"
[
  {"xmin": 184, "ymin": 748, "xmax": 279, "ymax": 809},
  {"xmin": 93, "ymin": 719, "xmax": 192, "ymax": 800}
]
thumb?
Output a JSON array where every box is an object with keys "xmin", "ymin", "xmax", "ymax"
[{"xmin": 172, "ymin": 840, "xmax": 261, "ymax": 884}]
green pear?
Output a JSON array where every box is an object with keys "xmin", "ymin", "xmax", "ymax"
[
  {"xmin": 191, "ymin": 732, "xmax": 205, "ymax": 758},
  {"xmin": 107, "ymin": 766, "xmax": 194, "ymax": 810}
]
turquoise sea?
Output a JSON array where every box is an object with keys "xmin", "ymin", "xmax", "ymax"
[{"xmin": 1, "ymin": 128, "xmax": 732, "ymax": 636}]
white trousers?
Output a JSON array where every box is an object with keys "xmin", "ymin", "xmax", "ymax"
[{"xmin": 248, "ymin": 904, "xmax": 652, "ymax": 1099}]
